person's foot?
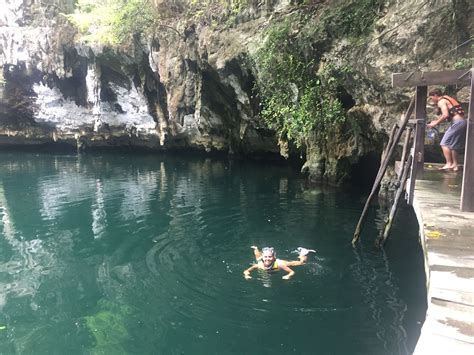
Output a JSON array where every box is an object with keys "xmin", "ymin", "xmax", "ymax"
[
  {"xmin": 438, "ymin": 165, "xmax": 453, "ymax": 171},
  {"xmin": 297, "ymin": 247, "xmax": 316, "ymax": 257}
]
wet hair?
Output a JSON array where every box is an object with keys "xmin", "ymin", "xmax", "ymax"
[
  {"xmin": 262, "ymin": 247, "xmax": 275, "ymax": 256},
  {"xmin": 429, "ymin": 88, "xmax": 443, "ymax": 97}
]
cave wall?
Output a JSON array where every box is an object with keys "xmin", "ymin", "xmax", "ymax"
[{"xmin": 0, "ymin": 0, "xmax": 472, "ymax": 181}]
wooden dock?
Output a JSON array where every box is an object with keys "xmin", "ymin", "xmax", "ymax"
[{"xmin": 411, "ymin": 165, "xmax": 474, "ymax": 354}]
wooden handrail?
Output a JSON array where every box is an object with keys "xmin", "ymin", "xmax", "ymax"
[{"xmin": 461, "ymin": 69, "xmax": 474, "ymax": 211}]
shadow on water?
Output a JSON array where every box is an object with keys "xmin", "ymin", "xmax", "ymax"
[{"xmin": 0, "ymin": 151, "xmax": 426, "ymax": 354}]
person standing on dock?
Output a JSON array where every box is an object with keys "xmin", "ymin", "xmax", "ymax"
[
  {"xmin": 427, "ymin": 89, "xmax": 466, "ymax": 171},
  {"xmin": 243, "ymin": 246, "xmax": 315, "ymax": 280}
]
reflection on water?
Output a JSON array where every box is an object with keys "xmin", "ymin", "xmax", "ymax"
[
  {"xmin": 0, "ymin": 183, "xmax": 55, "ymax": 309},
  {"xmin": 92, "ymin": 179, "xmax": 107, "ymax": 240},
  {"xmin": 351, "ymin": 246, "xmax": 409, "ymax": 354},
  {"xmin": 0, "ymin": 152, "xmax": 426, "ymax": 354}
]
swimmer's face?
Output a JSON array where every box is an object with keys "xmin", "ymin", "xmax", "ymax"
[{"xmin": 262, "ymin": 250, "xmax": 275, "ymax": 267}]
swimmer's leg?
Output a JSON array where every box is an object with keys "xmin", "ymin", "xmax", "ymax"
[
  {"xmin": 286, "ymin": 247, "xmax": 316, "ymax": 265},
  {"xmin": 251, "ymin": 246, "xmax": 262, "ymax": 261},
  {"xmin": 285, "ymin": 255, "xmax": 307, "ymax": 266}
]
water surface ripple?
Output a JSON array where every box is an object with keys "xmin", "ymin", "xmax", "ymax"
[{"xmin": 0, "ymin": 152, "xmax": 426, "ymax": 354}]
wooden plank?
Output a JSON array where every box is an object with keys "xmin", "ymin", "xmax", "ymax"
[
  {"xmin": 415, "ymin": 86, "xmax": 427, "ymax": 178},
  {"xmin": 461, "ymin": 72, "xmax": 474, "ymax": 211},
  {"xmin": 407, "ymin": 118, "xmax": 425, "ymax": 204},
  {"xmin": 399, "ymin": 127, "xmax": 412, "ymax": 179},
  {"xmin": 392, "ymin": 69, "xmax": 472, "ymax": 87},
  {"xmin": 430, "ymin": 268, "xmax": 474, "ymax": 296},
  {"xmin": 431, "ymin": 287, "xmax": 474, "ymax": 306},
  {"xmin": 427, "ymin": 300, "xmax": 474, "ymax": 343},
  {"xmin": 414, "ymin": 329, "xmax": 474, "ymax": 355},
  {"xmin": 406, "ymin": 149, "xmax": 415, "ymax": 204},
  {"xmin": 411, "ymin": 170, "xmax": 474, "ymax": 354}
]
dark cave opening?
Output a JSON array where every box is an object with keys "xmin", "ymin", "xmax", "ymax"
[
  {"xmin": 338, "ymin": 86, "xmax": 355, "ymax": 110},
  {"xmin": 350, "ymin": 151, "xmax": 382, "ymax": 189}
]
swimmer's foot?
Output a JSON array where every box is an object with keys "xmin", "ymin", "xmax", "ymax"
[{"xmin": 297, "ymin": 247, "xmax": 316, "ymax": 257}]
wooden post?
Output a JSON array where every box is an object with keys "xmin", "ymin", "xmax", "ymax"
[
  {"xmin": 398, "ymin": 127, "xmax": 413, "ymax": 180},
  {"xmin": 406, "ymin": 120, "xmax": 422, "ymax": 205},
  {"xmin": 414, "ymin": 86, "xmax": 427, "ymax": 178},
  {"xmin": 461, "ymin": 69, "xmax": 474, "ymax": 211},
  {"xmin": 406, "ymin": 86, "xmax": 427, "ymax": 205}
]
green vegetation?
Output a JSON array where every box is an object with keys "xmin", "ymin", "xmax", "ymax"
[
  {"xmin": 174, "ymin": 0, "xmax": 253, "ymax": 27},
  {"xmin": 253, "ymin": 16, "xmax": 349, "ymax": 148},
  {"xmin": 454, "ymin": 44, "xmax": 473, "ymax": 69},
  {"xmin": 66, "ymin": 0, "xmax": 384, "ymax": 150},
  {"xmin": 454, "ymin": 57, "xmax": 473, "ymax": 69},
  {"xmin": 320, "ymin": 0, "xmax": 384, "ymax": 40},
  {"xmin": 66, "ymin": 0, "xmax": 253, "ymax": 44},
  {"xmin": 83, "ymin": 299, "xmax": 133, "ymax": 354},
  {"xmin": 251, "ymin": 0, "xmax": 386, "ymax": 148},
  {"xmin": 66, "ymin": 0, "xmax": 156, "ymax": 45},
  {"xmin": 66, "ymin": 0, "xmax": 384, "ymax": 46}
]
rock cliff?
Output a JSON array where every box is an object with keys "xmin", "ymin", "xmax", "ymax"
[{"xmin": 0, "ymin": 0, "xmax": 472, "ymax": 183}]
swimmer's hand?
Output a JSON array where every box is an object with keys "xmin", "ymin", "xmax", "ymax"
[
  {"xmin": 244, "ymin": 272, "xmax": 252, "ymax": 279},
  {"xmin": 282, "ymin": 274, "xmax": 292, "ymax": 280}
]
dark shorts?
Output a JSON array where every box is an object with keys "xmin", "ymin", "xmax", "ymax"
[{"xmin": 440, "ymin": 119, "xmax": 467, "ymax": 151}]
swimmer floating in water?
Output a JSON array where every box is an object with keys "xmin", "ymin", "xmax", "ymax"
[{"xmin": 243, "ymin": 246, "xmax": 315, "ymax": 280}]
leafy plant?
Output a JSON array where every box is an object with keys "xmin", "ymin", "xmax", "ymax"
[
  {"xmin": 454, "ymin": 44, "xmax": 473, "ymax": 69},
  {"xmin": 66, "ymin": 0, "xmax": 156, "ymax": 45},
  {"xmin": 253, "ymin": 17, "xmax": 349, "ymax": 148},
  {"xmin": 181, "ymin": 0, "xmax": 252, "ymax": 26},
  {"xmin": 320, "ymin": 0, "xmax": 384, "ymax": 40}
]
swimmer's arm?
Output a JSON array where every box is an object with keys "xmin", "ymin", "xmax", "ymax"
[
  {"xmin": 243, "ymin": 264, "xmax": 258, "ymax": 279},
  {"xmin": 280, "ymin": 263, "xmax": 295, "ymax": 280}
]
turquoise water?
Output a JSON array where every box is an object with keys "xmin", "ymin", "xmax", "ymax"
[{"xmin": 0, "ymin": 152, "xmax": 426, "ymax": 354}]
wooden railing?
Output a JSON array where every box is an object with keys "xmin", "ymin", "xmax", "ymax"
[
  {"xmin": 392, "ymin": 69, "xmax": 473, "ymax": 211},
  {"xmin": 352, "ymin": 69, "xmax": 473, "ymax": 246}
]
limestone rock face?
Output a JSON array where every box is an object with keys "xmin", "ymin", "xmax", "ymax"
[
  {"xmin": 0, "ymin": 0, "xmax": 279, "ymax": 155},
  {"xmin": 0, "ymin": 0, "xmax": 471, "ymax": 181}
]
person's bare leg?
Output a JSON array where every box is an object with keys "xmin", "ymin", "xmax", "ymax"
[
  {"xmin": 451, "ymin": 149, "xmax": 460, "ymax": 171},
  {"xmin": 286, "ymin": 255, "xmax": 307, "ymax": 266},
  {"xmin": 440, "ymin": 145, "xmax": 454, "ymax": 169},
  {"xmin": 251, "ymin": 246, "xmax": 262, "ymax": 260}
]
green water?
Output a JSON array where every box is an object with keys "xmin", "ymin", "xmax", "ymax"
[{"xmin": 0, "ymin": 152, "xmax": 426, "ymax": 354}]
